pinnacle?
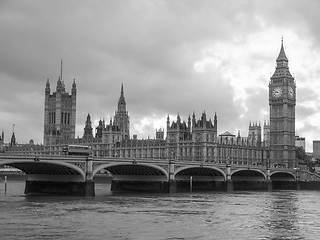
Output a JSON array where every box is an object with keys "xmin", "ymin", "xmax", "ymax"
[{"xmin": 276, "ymin": 38, "xmax": 288, "ymax": 62}]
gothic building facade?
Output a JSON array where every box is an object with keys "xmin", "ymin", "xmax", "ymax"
[
  {"xmin": 43, "ymin": 73, "xmax": 77, "ymax": 146},
  {"xmin": 42, "ymin": 82, "xmax": 269, "ymax": 167},
  {"xmin": 3, "ymin": 41, "xmax": 296, "ymax": 169}
]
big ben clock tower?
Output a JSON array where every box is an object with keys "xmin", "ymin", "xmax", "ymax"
[{"xmin": 269, "ymin": 39, "xmax": 296, "ymax": 168}]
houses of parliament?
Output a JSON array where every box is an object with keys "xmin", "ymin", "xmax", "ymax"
[{"xmin": 2, "ymin": 41, "xmax": 297, "ymax": 169}]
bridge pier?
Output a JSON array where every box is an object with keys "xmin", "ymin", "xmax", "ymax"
[
  {"xmin": 110, "ymin": 180, "xmax": 174, "ymax": 193},
  {"xmin": 84, "ymin": 156, "xmax": 95, "ymax": 196},
  {"xmin": 110, "ymin": 180, "xmax": 120, "ymax": 191},
  {"xmin": 24, "ymin": 180, "xmax": 95, "ymax": 196},
  {"xmin": 168, "ymin": 159, "xmax": 176, "ymax": 193},
  {"xmin": 167, "ymin": 180, "xmax": 177, "ymax": 193},
  {"xmin": 84, "ymin": 180, "xmax": 95, "ymax": 196},
  {"xmin": 295, "ymin": 170, "xmax": 300, "ymax": 190},
  {"xmin": 226, "ymin": 180, "xmax": 233, "ymax": 192},
  {"xmin": 266, "ymin": 181, "xmax": 273, "ymax": 192},
  {"xmin": 226, "ymin": 164, "xmax": 233, "ymax": 192}
]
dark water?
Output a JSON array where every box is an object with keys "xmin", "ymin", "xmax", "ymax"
[{"xmin": 1, "ymin": 180, "xmax": 320, "ymax": 240}]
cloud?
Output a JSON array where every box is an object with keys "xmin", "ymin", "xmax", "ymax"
[{"xmin": 1, "ymin": 0, "xmax": 320, "ymax": 153}]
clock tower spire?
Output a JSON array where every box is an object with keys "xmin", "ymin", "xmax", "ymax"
[{"xmin": 269, "ymin": 39, "xmax": 296, "ymax": 168}]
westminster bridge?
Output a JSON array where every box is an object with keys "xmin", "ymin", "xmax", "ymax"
[{"xmin": 1, "ymin": 155, "xmax": 319, "ymax": 196}]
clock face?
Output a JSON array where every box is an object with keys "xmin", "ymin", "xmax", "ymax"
[
  {"xmin": 288, "ymin": 86, "xmax": 294, "ymax": 98},
  {"xmin": 272, "ymin": 87, "xmax": 283, "ymax": 98}
]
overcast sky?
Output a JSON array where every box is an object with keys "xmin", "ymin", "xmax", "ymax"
[{"xmin": 1, "ymin": 0, "xmax": 320, "ymax": 151}]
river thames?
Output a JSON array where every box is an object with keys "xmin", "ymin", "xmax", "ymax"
[{"xmin": 1, "ymin": 180, "xmax": 320, "ymax": 240}]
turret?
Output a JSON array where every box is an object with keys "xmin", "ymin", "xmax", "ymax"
[
  {"xmin": 10, "ymin": 132, "xmax": 16, "ymax": 147},
  {"xmin": 72, "ymin": 79, "xmax": 77, "ymax": 95},
  {"xmin": 177, "ymin": 114, "xmax": 181, "ymax": 129},
  {"xmin": 248, "ymin": 121, "xmax": 262, "ymax": 145},
  {"xmin": 114, "ymin": 84, "xmax": 130, "ymax": 139},
  {"xmin": 96, "ymin": 119, "xmax": 104, "ymax": 139},
  {"xmin": 56, "ymin": 76, "xmax": 65, "ymax": 93},
  {"xmin": 201, "ymin": 112, "xmax": 207, "ymax": 128},
  {"xmin": 45, "ymin": 78, "xmax": 50, "ymax": 95},
  {"xmin": 43, "ymin": 62, "xmax": 77, "ymax": 145},
  {"xmin": 192, "ymin": 112, "xmax": 196, "ymax": 128},
  {"xmin": 118, "ymin": 83, "xmax": 126, "ymax": 112},
  {"xmin": 156, "ymin": 128, "xmax": 164, "ymax": 140},
  {"xmin": 83, "ymin": 113, "xmax": 93, "ymax": 139},
  {"xmin": 214, "ymin": 112, "xmax": 217, "ymax": 129},
  {"xmin": 0, "ymin": 131, "xmax": 4, "ymax": 143}
]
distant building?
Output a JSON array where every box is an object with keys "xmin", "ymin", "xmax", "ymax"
[
  {"xmin": 295, "ymin": 136, "xmax": 306, "ymax": 150},
  {"xmin": 0, "ymin": 131, "xmax": 4, "ymax": 153},
  {"xmin": 219, "ymin": 131, "xmax": 235, "ymax": 141},
  {"xmin": 4, "ymin": 142, "xmax": 43, "ymax": 155},
  {"xmin": 313, "ymin": 141, "xmax": 320, "ymax": 160}
]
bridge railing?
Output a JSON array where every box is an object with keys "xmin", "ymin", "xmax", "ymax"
[{"xmin": 0, "ymin": 154, "xmax": 89, "ymax": 162}]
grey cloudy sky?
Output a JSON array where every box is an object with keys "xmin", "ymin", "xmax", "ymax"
[{"xmin": 1, "ymin": 0, "xmax": 320, "ymax": 151}]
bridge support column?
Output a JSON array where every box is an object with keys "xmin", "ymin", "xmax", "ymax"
[
  {"xmin": 167, "ymin": 180, "xmax": 177, "ymax": 193},
  {"xmin": 226, "ymin": 164, "xmax": 233, "ymax": 192},
  {"xmin": 167, "ymin": 159, "xmax": 176, "ymax": 193},
  {"xmin": 226, "ymin": 180, "xmax": 233, "ymax": 192},
  {"xmin": 295, "ymin": 169, "xmax": 300, "ymax": 190},
  {"xmin": 84, "ymin": 156, "xmax": 95, "ymax": 196},
  {"xmin": 266, "ymin": 181, "xmax": 272, "ymax": 192},
  {"xmin": 24, "ymin": 180, "xmax": 95, "ymax": 196},
  {"xmin": 296, "ymin": 181, "xmax": 301, "ymax": 190},
  {"xmin": 84, "ymin": 180, "xmax": 95, "ymax": 196},
  {"xmin": 111, "ymin": 180, "xmax": 120, "ymax": 191},
  {"xmin": 85, "ymin": 156, "xmax": 94, "ymax": 181},
  {"xmin": 266, "ymin": 168, "xmax": 272, "ymax": 191}
]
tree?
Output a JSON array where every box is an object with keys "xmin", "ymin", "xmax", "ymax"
[{"xmin": 296, "ymin": 147, "xmax": 315, "ymax": 172}]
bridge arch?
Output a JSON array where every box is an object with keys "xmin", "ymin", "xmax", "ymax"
[
  {"xmin": 270, "ymin": 171, "xmax": 296, "ymax": 181},
  {"xmin": 231, "ymin": 169, "xmax": 266, "ymax": 181},
  {"xmin": 2, "ymin": 160, "xmax": 86, "ymax": 182},
  {"xmin": 174, "ymin": 166, "xmax": 226, "ymax": 181},
  {"xmin": 93, "ymin": 162, "xmax": 168, "ymax": 181}
]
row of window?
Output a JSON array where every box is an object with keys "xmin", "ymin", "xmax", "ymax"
[{"xmin": 48, "ymin": 112, "xmax": 71, "ymax": 125}]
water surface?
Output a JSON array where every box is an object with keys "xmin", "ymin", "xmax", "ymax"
[{"xmin": 1, "ymin": 180, "xmax": 320, "ymax": 239}]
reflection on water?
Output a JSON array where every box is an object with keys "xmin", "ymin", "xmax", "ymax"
[
  {"xmin": 1, "ymin": 180, "xmax": 320, "ymax": 240},
  {"xmin": 264, "ymin": 192, "xmax": 302, "ymax": 240}
]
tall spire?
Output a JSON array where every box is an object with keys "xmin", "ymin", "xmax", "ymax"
[
  {"xmin": 60, "ymin": 59, "xmax": 63, "ymax": 81},
  {"xmin": 118, "ymin": 83, "xmax": 126, "ymax": 112},
  {"xmin": 121, "ymin": 83, "xmax": 124, "ymax": 97},
  {"xmin": 276, "ymin": 37, "xmax": 288, "ymax": 63},
  {"xmin": 271, "ymin": 37, "xmax": 292, "ymax": 78},
  {"xmin": 114, "ymin": 83, "xmax": 130, "ymax": 139},
  {"xmin": 10, "ymin": 124, "xmax": 16, "ymax": 146}
]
